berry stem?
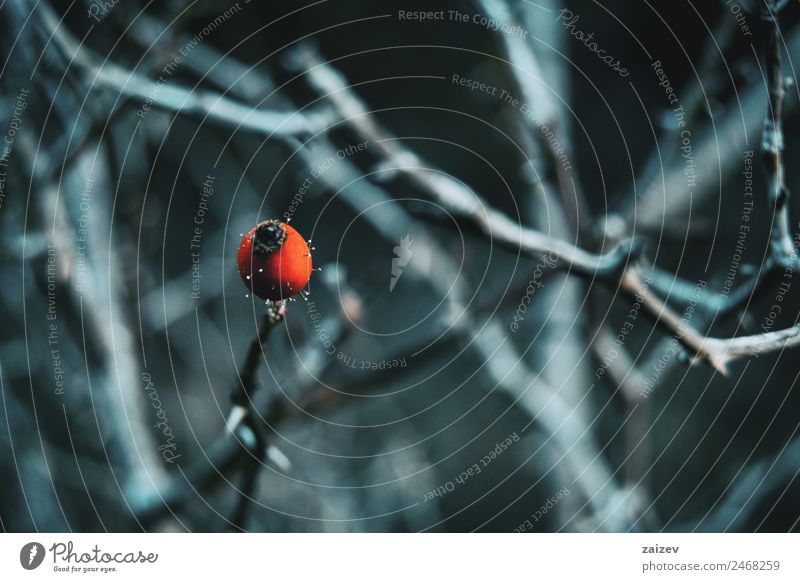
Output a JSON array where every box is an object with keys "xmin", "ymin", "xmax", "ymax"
[
  {"xmin": 228, "ymin": 301, "xmax": 286, "ymax": 433},
  {"xmin": 225, "ymin": 301, "xmax": 285, "ymax": 530}
]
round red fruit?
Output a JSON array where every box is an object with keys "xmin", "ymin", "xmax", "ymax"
[{"xmin": 237, "ymin": 220, "xmax": 312, "ymax": 300}]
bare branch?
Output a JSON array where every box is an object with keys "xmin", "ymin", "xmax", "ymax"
[
  {"xmin": 477, "ymin": 0, "xmax": 582, "ymax": 233},
  {"xmin": 32, "ymin": 0, "xmax": 334, "ymax": 137},
  {"xmin": 762, "ymin": 0, "xmax": 796, "ymax": 258},
  {"xmin": 613, "ymin": 17, "xmax": 800, "ymax": 241},
  {"xmin": 229, "ymin": 303, "xmax": 286, "ymax": 429},
  {"xmin": 620, "ymin": 268, "xmax": 728, "ymax": 373},
  {"xmin": 294, "ymin": 46, "xmax": 633, "ymax": 283},
  {"xmin": 292, "ymin": 48, "xmax": 732, "ymax": 373},
  {"xmin": 295, "ymin": 46, "xmax": 800, "ymax": 379},
  {"xmin": 706, "ymin": 323, "xmax": 800, "ymax": 365}
]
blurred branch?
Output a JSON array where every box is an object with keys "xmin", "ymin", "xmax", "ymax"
[
  {"xmin": 619, "ymin": 6, "xmax": 736, "ymax": 236},
  {"xmin": 294, "ymin": 46, "xmax": 633, "ymax": 283},
  {"xmin": 17, "ymin": 127, "xmax": 170, "ymax": 504},
  {"xmin": 129, "ymin": 14, "xmax": 276, "ymax": 103},
  {"xmin": 295, "ymin": 46, "xmax": 800, "ymax": 375},
  {"xmin": 480, "ymin": 0, "xmax": 613, "ymax": 528},
  {"xmin": 478, "ymin": 0, "xmax": 582, "ymax": 234},
  {"xmin": 133, "ymin": 285, "xmax": 363, "ymax": 529},
  {"xmin": 133, "ymin": 431, "xmax": 249, "ymax": 529},
  {"xmin": 13, "ymin": 0, "xmax": 800, "ymax": 534},
  {"xmin": 295, "ymin": 138, "xmax": 626, "ymax": 527},
  {"xmin": 589, "ymin": 319, "xmax": 652, "ymax": 521},
  {"xmin": 684, "ymin": 434, "xmax": 800, "ymax": 531},
  {"xmin": 467, "ymin": 320, "xmax": 628, "ymax": 530},
  {"xmin": 287, "ymin": 130, "xmax": 625, "ymax": 526},
  {"xmin": 135, "ymin": 303, "xmax": 285, "ymax": 530},
  {"xmin": 229, "ymin": 423, "xmax": 265, "ymax": 532},
  {"xmin": 32, "ymin": 0, "xmax": 335, "ymax": 138},
  {"xmin": 613, "ymin": 14, "xmax": 800, "ymax": 245},
  {"xmin": 225, "ymin": 302, "xmax": 285, "ymax": 531}
]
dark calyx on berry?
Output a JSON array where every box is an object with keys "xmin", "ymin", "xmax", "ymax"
[{"xmin": 253, "ymin": 219, "xmax": 287, "ymax": 256}]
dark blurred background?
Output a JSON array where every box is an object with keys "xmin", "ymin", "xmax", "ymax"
[{"xmin": 2, "ymin": 0, "xmax": 800, "ymax": 532}]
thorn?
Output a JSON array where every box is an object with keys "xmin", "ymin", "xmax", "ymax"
[
  {"xmin": 225, "ymin": 405, "xmax": 248, "ymax": 434},
  {"xmin": 266, "ymin": 444, "xmax": 292, "ymax": 472}
]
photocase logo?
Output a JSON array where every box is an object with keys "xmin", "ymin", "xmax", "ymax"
[
  {"xmin": 389, "ymin": 234, "xmax": 414, "ymax": 292},
  {"xmin": 20, "ymin": 542, "xmax": 45, "ymax": 570}
]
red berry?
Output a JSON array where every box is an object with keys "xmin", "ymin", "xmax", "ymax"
[{"xmin": 237, "ymin": 220, "xmax": 313, "ymax": 300}]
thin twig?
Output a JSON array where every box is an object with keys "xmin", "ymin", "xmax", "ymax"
[
  {"xmin": 228, "ymin": 302, "xmax": 286, "ymax": 434},
  {"xmin": 762, "ymin": 0, "xmax": 796, "ymax": 259},
  {"xmin": 620, "ymin": 268, "xmax": 728, "ymax": 373},
  {"xmin": 705, "ymin": 323, "xmax": 800, "ymax": 364},
  {"xmin": 622, "ymin": 266, "xmax": 800, "ymax": 373}
]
